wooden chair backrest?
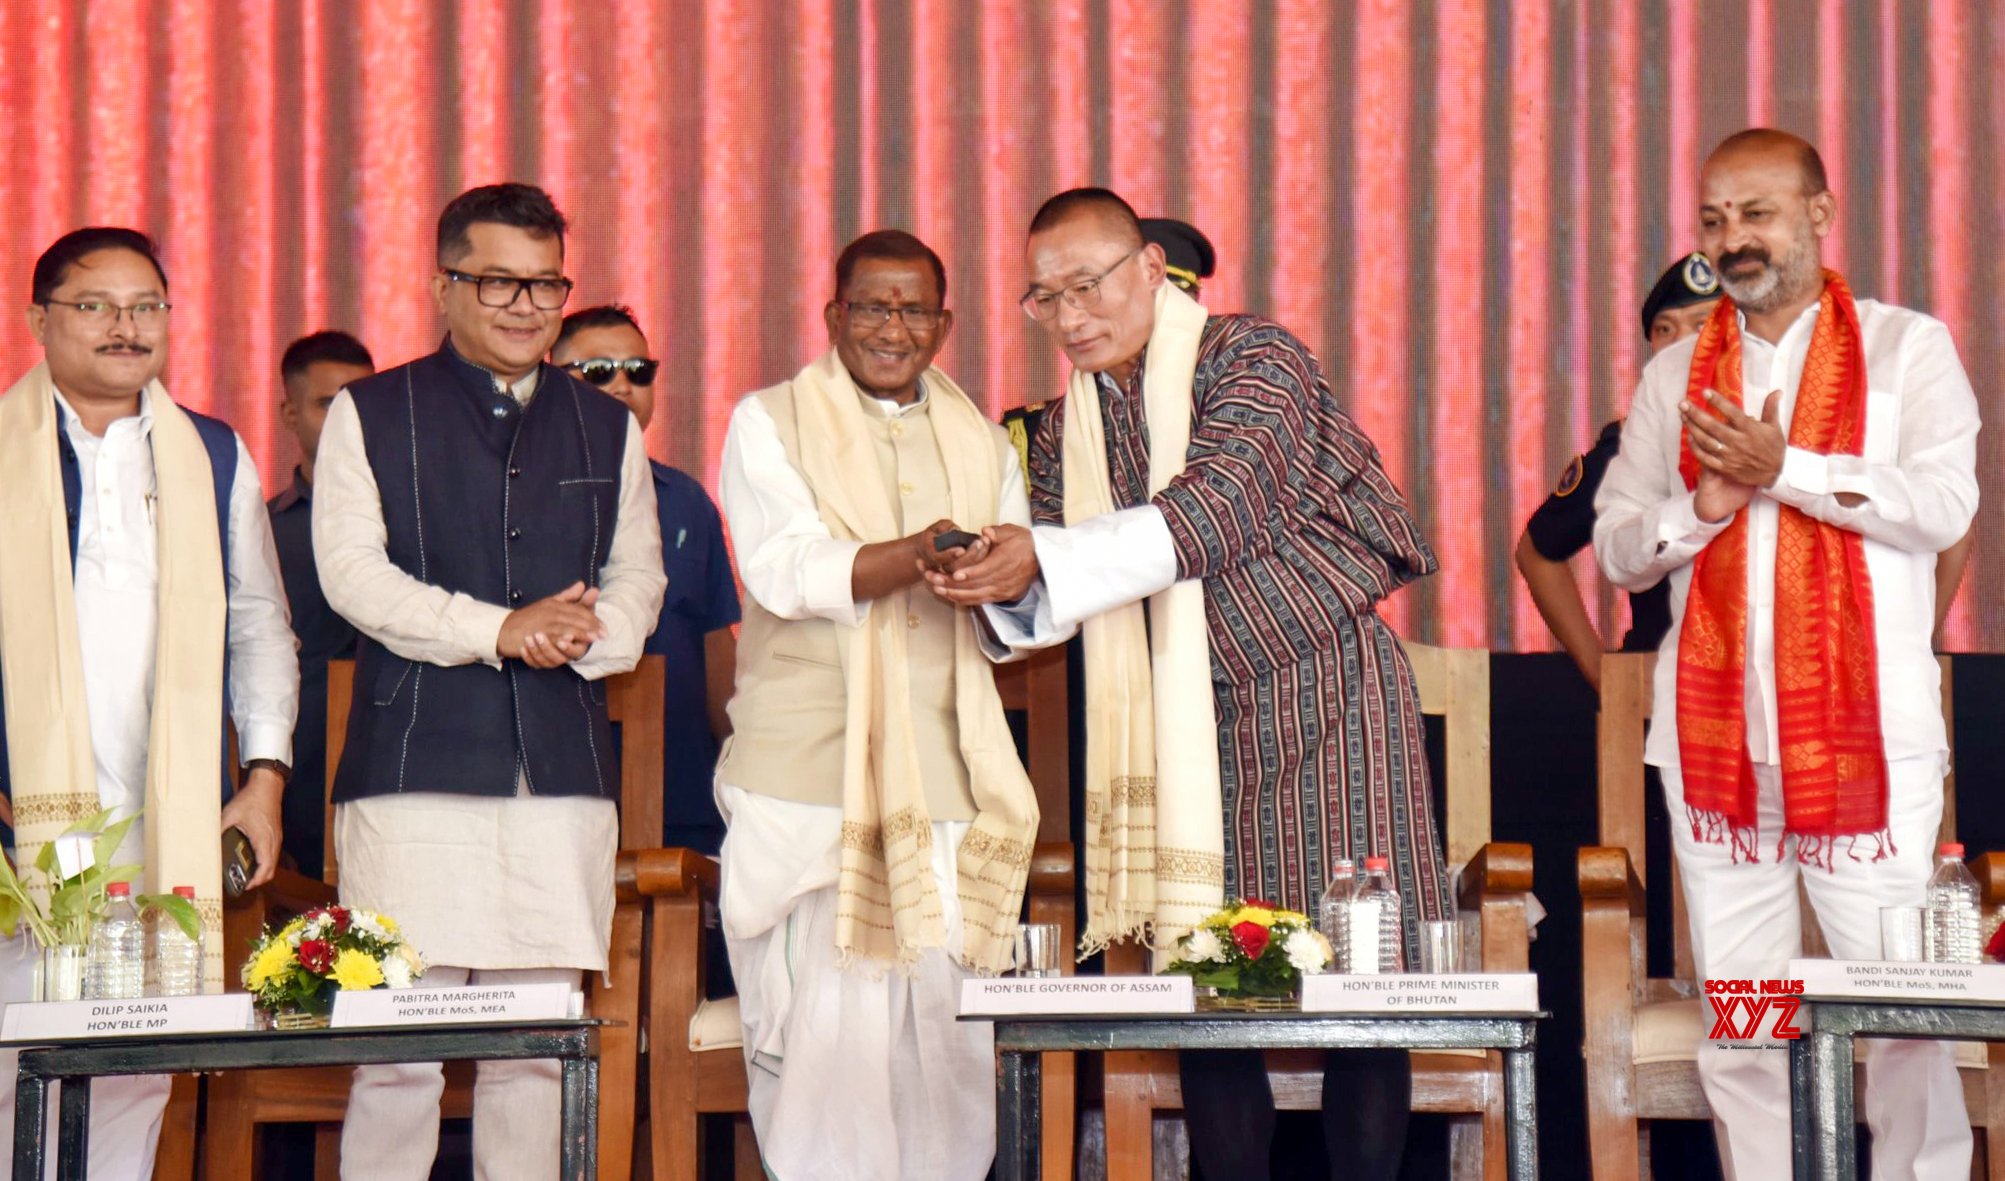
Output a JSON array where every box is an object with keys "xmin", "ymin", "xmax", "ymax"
[
  {"xmin": 1398, "ymin": 639, "xmax": 1492, "ymax": 871},
  {"xmin": 1596, "ymin": 651, "xmax": 1956, "ymax": 982},
  {"xmin": 994, "ymin": 647, "xmax": 1072, "ymax": 844},
  {"xmin": 323, "ymin": 655, "xmax": 671, "ymax": 882}
]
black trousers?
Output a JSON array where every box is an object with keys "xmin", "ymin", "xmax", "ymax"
[{"xmin": 1180, "ymin": 1048, "xmax": 1410, "ymax": 1181}]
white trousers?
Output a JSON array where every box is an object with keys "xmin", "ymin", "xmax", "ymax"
[
  {"xmin": 718, "ymin": 784, "xmax": 996, "ymax": 1181},
  {"xmin": 1667, "ymin": 756, "xmax": 1972, "ymax": 1181},
  {"xmin": 338, "ymin": 966, "xmax": 581, "ymax": 1181},
  {"xmin": 0, "ymin": 938, "xmax": 170, "ymax": 1181}
]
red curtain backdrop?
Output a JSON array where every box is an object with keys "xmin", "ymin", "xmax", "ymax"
[{"xmin": 1, "ymin": 0, "xmax": 1999, "ymax": 650}]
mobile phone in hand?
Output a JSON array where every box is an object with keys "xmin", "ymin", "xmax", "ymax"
[
  {"xmin": 933, "ymin": 529, "xmax": 981, "ymax": 552},
  {"xmin": 222, "ymin": 826, "xmax": 256, "ymax": 898}
]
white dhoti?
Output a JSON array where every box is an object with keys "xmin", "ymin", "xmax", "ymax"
[
  {"xmin": 1668, "ymin": 754, "xmax": 1971, "ymax": 1181},
  {"xmin": 0, "ymin": 937, "xmax": 172, "ymax": 1181},
  {"xmin": 334, "ymin": 790, "xmax": 616, "ymax": 1181},
  {"xmin": 718, "ymin": 783, "xmax": 995, "ymax": 1181}
]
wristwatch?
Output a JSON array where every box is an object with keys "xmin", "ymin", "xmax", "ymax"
[{"xmin": 244, "ymin": 758, "xmax": 292, "ymax": 786}]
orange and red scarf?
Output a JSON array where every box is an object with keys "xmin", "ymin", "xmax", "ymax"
[{"xmin": 1676, "ymin": 270, "xmax": 1889, "ymax": 867}]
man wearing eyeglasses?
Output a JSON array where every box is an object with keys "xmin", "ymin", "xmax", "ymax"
[
  {"xmin": 931, "ymin": 188, "xmax": 1444, "ymax": 1181},
  {"xmin": 0, "ymin": 226, "xmax": 296, "ymax": 1179},
  {"xmin": 551, "ymin": 305, "xmax": 739, "ymax": 855},
  {"xmin": 312, "ymin": 184, "xmax": 664, "ymax": 1180},
  {"xmin": 714, "ymin": 229, "xmax": 1038, "ymax": 1181}
]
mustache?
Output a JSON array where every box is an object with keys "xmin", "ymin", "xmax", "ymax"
[
  {"xmin": 95, "ymin": 343, "xmax": 152, "ymax": 355},
  {"xmin": 1717, "ymin": 247, "xmax": 1771, "ymax": 272}
]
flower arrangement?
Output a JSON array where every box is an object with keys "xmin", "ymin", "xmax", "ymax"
[
  {"xmin": 1163, "ymin": 898, "xmax": 1333, "ymax": 998},
  {"xmin": 242, "ymin": 905, "xmax": 425, "ymax": 1021}
]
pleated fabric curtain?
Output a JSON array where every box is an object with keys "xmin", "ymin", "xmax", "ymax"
[{"xmin": 0, "ymin": 0, "xmax": 1997, "ymax": 649}]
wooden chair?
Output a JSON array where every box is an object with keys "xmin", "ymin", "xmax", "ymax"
[
  {"xmin": 641, "ymin": 645, "xmax": 1078, "ymax": 1180},
  {"xmin": 1099, "ymin": 639, "xmax": 1534, "ymax": 1180},
  {"xmin": 1579, "ymin": 651, "xmax": 2005, "ymax": 1179},
  {"xmin": 194, "ymin": 656, "xmax": 667, "ymax": 1180}
]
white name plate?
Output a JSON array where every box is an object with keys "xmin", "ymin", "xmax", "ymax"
[
  {"xmin": 332, "ymin": 982, "xmax": 580, "ymax": 1028},
  {"xmin": 960, "ymin": 975, "xmax": 1195, "ymax": 1016},
  {"xmin": 0, "ymin": 994, "xmax": 257, "ymax": 1043},
  {"xmin": 1790, "ymin": 958, "xmax": 2005, "ymax": 1002},
  {"xmin": 1300, "ymin": 972, "xmax": 1540, "ymax": 1014}
]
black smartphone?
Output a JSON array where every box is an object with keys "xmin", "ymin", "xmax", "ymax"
[
  {"xmin": 222, "ymin": 826, "xmax": 256, "ymax": 898},
  {"xmin": 933, "ymin": 529, "xmax": 981, "ymax": 552}
]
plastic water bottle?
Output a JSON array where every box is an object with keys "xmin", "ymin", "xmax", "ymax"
[
  {"xmin": 1317, "ymin": 858, "xmax": 1359, "ymax": 971},
  {"xmin": 87, "ymin": 882, "xmax": 146, "ymax": 1000},
  {"xmin": 1927, "ymin": 843, "xmax": 1982, "ymax": 965},
  {"xmin": 1345, "ymin": 857, "xmax": 1405, "ymax": 975},
  {"xmin": 153, "ymin": 885, "xmax": 204, "ymax": 997}
]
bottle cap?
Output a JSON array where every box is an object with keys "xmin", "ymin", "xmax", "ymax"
[
  {"xmin": 1364, "ymin": 856, "xmax": 1390, "ymax": 872},
  {"xmin": 106, "ymin": 882, "xmax": 131, "ymax": 897},
  {"xmin": 1941, "ymin": 842, "xmax": 1966, "ymax": 858},
  {"xmin": 172, "ymin": 886, "xmax": 196, "ymax": 900}
]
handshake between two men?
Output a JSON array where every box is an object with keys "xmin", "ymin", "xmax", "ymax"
[{"xmin": 910, "ymin": 519, "xmax": 1040, "ymax": 608}]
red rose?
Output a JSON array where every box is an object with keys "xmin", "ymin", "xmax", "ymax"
[
  {"xmin": 328, "ymin": 906, "xmax": 352, "ymax": 935},
  {"xmin": 298, "ymin": 939, "xmax": 334, "ymax": 975},
  {"xmin": 1231, "ymin": 921, "xmax": 1271, "ymax": 961},
  {"xmin": 1987, "ymin": 920, "xmax": 2005, "ymax": 962}
]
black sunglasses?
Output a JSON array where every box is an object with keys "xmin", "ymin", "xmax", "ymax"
[{"xmin": 564, "ymin": 357, "xmax": 659, "ymax": 387}]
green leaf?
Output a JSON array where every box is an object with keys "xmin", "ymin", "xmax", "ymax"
[{"xmin": 137, "ymin": 894, "xmax": 202, "ymax": 942}]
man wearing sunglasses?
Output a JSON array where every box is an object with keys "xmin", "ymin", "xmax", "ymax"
[
  {"xmin": 312, "ymin": 183, "xmax": 665, "ymax": 1180},
  {"xmin": 552, "ymin": 305, "xmax": 739, "ymax": 856},
  {"xmin": 714, "ymin": 229, "xmax": 1038, "ymax": 1181}
]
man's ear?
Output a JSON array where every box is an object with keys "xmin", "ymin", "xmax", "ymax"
[
  {"xmin": 1808, "ymin": 190, "xmax": 1838, "ymax": 240},
  {"xmin": 1137, "ymin": 242, "xmax": 1168, "ymax": 290},
  {"xmin": 25, "ymin": 303, "xmax": 46, "ymax": 346},
  {"xmin": 429, "ymin": 268, "xmax": 452, "ymax": 314}
]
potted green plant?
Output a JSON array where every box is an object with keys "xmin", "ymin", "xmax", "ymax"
[{"xmin": 0, "ymin": 809, "xmax": 201, "ymax": 1001}]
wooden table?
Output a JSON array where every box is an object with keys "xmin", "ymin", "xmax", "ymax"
[
  {"xmin": 1790, "ymin": 995, "xmax": 2005, "ymax": 1180},
  {"xmin": 979, "ymin": 1009, "xmax": 1544, "ymax": 1181},
  {"xmin": 9, "ymin": 1019, "xmax": 601, "ymax": 1181}
]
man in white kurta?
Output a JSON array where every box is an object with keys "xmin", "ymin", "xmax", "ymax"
[
  {"xmin": 716, "ymin": 231, "xmax": 1037, "ymax": 1181},
  {"xmin": 313, "ymin": 185, "xmax": 663, "ymax": 1180},
  {"xmin": 0, "ymin": 228, "xmax": 295, "ymax": 1180},
  {"xmin": 1595, "ymin": 130, "xmax": 1977, "ymax": 1180}
]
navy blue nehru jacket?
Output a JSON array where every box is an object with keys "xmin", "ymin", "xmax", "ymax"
[{"xmin": 645, "ymin": 460, "xmax": 740, "ymax": 854}]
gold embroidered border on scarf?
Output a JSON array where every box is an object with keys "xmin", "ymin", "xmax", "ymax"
[
  {"xmin": 1063, "ymin": 282, "xmax": 1228, "ymax": 957},
  {"xmin": 0, "ymin": 363, "xmax": 229, "ymax": 990},
  {"xmin": 780, "ymin": 351, "xmax": 1039, "ymax": 973}
]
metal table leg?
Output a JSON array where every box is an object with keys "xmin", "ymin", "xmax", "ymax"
[
  {"xmin": 996, "ymin": 1049, "xmax": 1042, "ymax": 1181},
  {"xmin": 1790, "ymin": 1032, "xmax": 1814, "ymax": 1181},
  {"xmin": 12, "ymin": 1074, "xmax": 46, "ymax": 1181},
  {"xmin": 55, "ymin": 1077, "xmax": 89, "ymax": 1181},
  {"xmin": 559, "ymin": 1052, "xmax": 599, "ymax": 1181},
  {"xmin": 1808, "ymin": 1027, "xmax": 1856, "ymax": 1181},
  {"xmin": 1502, "ymin": 1045, "xmax": 1539, "ymax": 1181}
]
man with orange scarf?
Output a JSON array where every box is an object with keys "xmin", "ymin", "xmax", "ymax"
[{"xmin": 1596, "ymin": 129, "xmax": 1979, "ymax": 1178}]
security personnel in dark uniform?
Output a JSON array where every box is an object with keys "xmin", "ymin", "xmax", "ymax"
[
  {"xmin": 1515, "ymin": 252, "xmax": 1720, "ymax": 690},
  {"xmin": 268, "ymin": 330, "xmax": 374, "ymax": 878},
  {"xmin": 1003, "ymin": 216, "xmax": 1217, "ymax": 477}
]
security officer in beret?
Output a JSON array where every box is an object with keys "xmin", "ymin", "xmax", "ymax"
[
  {"xmin": 1003, "ymin": 216, "xmax": 1217, "ymax": 476},
  {"xmin": 1515, "ymin": 252, "xmax": 1721, "ymax": 691}
]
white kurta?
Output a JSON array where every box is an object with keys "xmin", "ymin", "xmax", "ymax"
[{"xmin": 312, "ymin": 366, "xmax": 663, "ymax": 973}]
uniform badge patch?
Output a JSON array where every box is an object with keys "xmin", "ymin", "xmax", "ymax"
[
  {"xmin": 1554, "ymin": 454, "xmax": 1585, "ymax": 497},
  {"xmin": 1683, "ymin": 252, "xmax": 1720, "ymax": 296}
]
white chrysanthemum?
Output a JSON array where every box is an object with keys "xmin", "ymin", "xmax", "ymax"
[
  {"xmin": 352, "ymin": 914, "xmax": 389, "ymax": 940},
  {"xmin": 1184, "ymin": 928, "xmax": 1228, "ymax": 964},
  {"xmin": 1284, "ymin": 928, "xmax": 1330, "ymax": 973},
  {"xmin": 381, "ymin": 954, "xmax": 414, "ymax": 989}
]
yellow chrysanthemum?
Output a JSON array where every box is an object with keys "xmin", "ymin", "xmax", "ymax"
[
  {"xmin": 245, "ymin": 940, "xmax": 295, "ymax": 990},
  {"xmin": 279, "ymin": 917, "xmax": 306, "ymax": 940},
  {"xmin": 1276, "ymin": 910, "xmax": 1311, "ymax": 925},
  {"xmin": 331, "ymin": 949, "xmax": 386, "ymax": 991},
  {"xmin": 1230, "ymin": 907, "xmax": 1277, "ymax": 929},
  {"xmin": 376, "ymin": 913, "xmax": 399, "ymax": 934}
]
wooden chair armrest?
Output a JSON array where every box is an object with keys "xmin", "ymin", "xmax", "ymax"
[
  {"xmin": 1976, "ymin": 852, "xmax": 2005, "ymax": 910},
  {"xmin": 1454, "ymin": 841, "xmax": 1533, "ymax": 911},
  {"xmin": 1029, "ymin": 841, "xmax": 1075, "ymax": 897},
  {"xmin": 225, "ymin": 866, "xmax": 337, "ymax": 915},
  {"xmin": 616, "ymin": 847, "xmax": 719, "ymax": 903},
  {"xmin": 1578, "ymin": 846, "xmax": 1645, "ymax": 915}
]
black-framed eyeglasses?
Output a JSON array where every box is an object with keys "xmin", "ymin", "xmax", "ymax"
[
  {"xmin": 563, "ymin": 357, "xmax": 659, "ymax": 387},
  {"xmin": 442, "ymin": 269, "xmax": 575, "ymax": 310},
  {"xmin": 40, "ymin": 299, "xmax": 172, "ymax": 327},
  {"xmin": 1019, "ymin": 246, "xmax": 1142, "ymax": 322},
  {"xmin": 836, "ymin": 301, "xmax": 945, "ymax": 332}
]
